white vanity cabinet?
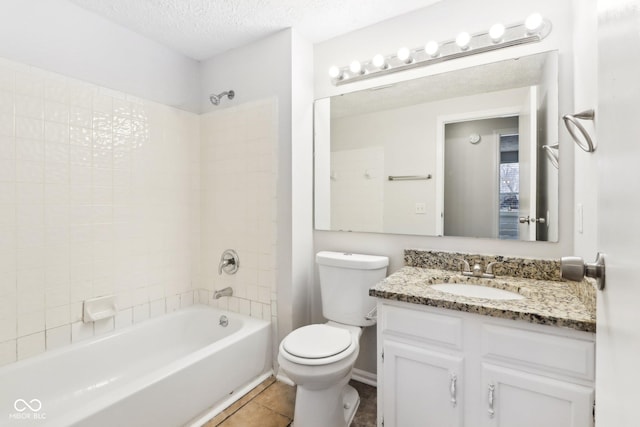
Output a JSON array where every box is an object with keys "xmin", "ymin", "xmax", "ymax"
[
  {"xmin": 377, "ymin": 301, "xmax": 595, "ymax": 427},
  {"xmin": 383, "ymin": 340, "xmax": 464, "ymax": 427},
  {"xmin": 480, "ymin": 364, "xmax": 593, "ymax": 427}
]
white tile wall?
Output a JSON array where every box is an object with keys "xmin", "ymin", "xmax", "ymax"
[
  {"xmin": 45, "ymin": 324, "xmax": 70, "ymax": 350},
  {"xmin": 200, "ymin": 99, "xmax": 279, "ymax": 325},
  {"xmin": 0, "ymin": 58, "xmax": 201, "ymax": 366},
  {"xmin": 0, "ymin": 59, "xmax": 279, "ymax": 369}
]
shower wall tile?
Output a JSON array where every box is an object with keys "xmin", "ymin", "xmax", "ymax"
[
  {"xmin": 114, "ymin": 308, "xmax": 133, "ymax": 329},
  {"xmin": 0, "ymin": 57, "xmax": 201, "ymax": 366},
  {"xmin": 200, "ymin": 99, "xmax": 279, "ymax": 325},
  {"xmin": 17, "ymin": 332, "xmax": 45, "ymax": 360},
  {"xmin": 45, "ymin": 324, "xmax": 71, "ymax": 350},
  {"xmin": 93, "ymin": 317, "xmax": 114, "ymax": 335},
  {"xmin": 0, "ymin": 340, "xmax": 17, "ymax": 366}
]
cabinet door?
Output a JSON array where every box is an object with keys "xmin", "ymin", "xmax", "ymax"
[
  {"xmin": 382, "ymin": 340, "xmax": 463, "ymax": 427},
  {"xmin": 481, "ymin": 364, "xmax": 594, "ymax": 427}
]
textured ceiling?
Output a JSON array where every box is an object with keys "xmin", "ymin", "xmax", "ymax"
[{"xmin": 69, "ymin": 0, "xmax": 443, "ymax": 61}]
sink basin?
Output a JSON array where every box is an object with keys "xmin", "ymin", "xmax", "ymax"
[{"xmin": 430, "ymin": 284, "xmax": 525, "ymax": 300}]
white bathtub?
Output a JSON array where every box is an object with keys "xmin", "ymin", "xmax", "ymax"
[{"xmin": 0, "ymin": 305, "xmax": 271, "ymax": 427}]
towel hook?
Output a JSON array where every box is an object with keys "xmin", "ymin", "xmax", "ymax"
[{"xmin": 563, "ymin": 109, "xmax": 595, "ymax": 152}]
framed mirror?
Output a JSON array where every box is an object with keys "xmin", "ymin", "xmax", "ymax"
[{"xmin": 314, "ymin": 50, "xmax": 558, "ymax": 242}]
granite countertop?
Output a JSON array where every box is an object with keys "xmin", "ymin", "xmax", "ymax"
[{"xmin": 370, "ymin": 266, "xmax": 596, "ymax": 333}]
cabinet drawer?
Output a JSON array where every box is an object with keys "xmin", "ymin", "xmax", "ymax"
[
  {"xmin": 481, "ymin": 324, "xmax": 595, "ymax": 381},
  {"xmin": 382, "ymin": 304, "xmax": 463, "ymax": 350}
]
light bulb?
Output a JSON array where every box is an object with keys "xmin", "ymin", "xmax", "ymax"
[
  {"xmin": 372, "ymin": 54, "xmax": 388, "ymax": 70},
  {"xmin": 489, "ymin": 23, "xmax": 505, "ymax": 43},
  {"xmin": 328, "ymin": 66, "xmax": 342, "ymax": 79},
  {"xmin": 456, "ymin": 32, "xmax": 471, "ymax": 50},
  {"xmin": 349, "ymin": 60, "xmax": 363, "ymax": 75},
  {"xmin": 525, "ymin": 13, "xmax": 543, "ymax": 34},
  {"xmin": 397, "ymin": 47, "xmax": 412, "ymax": 64},
  {"xmin": 425, "ymin": 41, "xmax": 439, "ymax": 57}
]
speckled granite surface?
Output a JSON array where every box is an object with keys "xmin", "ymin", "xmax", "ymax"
[
  {"xmin": 404, "ymin": 249, "xmax": 561, "ymax": 281},
  {"xmin": 371, "ymin": 250, "xmax": 597, "ymax": 333}
]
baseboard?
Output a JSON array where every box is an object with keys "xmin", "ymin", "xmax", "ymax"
[{"xmin": 352, "ymin": 368, "xmax": 377, "ymax": 387}]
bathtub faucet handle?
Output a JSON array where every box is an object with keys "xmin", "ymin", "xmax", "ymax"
[{"xmin": 219, "ymin": 249, "xmax": 240, "ymax": 275}]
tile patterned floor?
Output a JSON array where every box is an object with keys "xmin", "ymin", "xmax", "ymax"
[{"xmin": 203, "ymin": 376, "xmax": 377, "ymax": 427}]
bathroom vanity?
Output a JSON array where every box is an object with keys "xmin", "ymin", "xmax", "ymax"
[{"xmin": 371, "ymin": 250, "xmax": 596, "ymax": 427}]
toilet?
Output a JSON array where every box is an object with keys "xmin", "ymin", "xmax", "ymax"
[{"xmin": 278, "ymin": 251, "xmax": 388, "ymax": 427}]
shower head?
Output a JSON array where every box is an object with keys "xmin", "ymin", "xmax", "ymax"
[{"xmin": 209, "ymin": 90, "xmax": 235, "ymax": 105}]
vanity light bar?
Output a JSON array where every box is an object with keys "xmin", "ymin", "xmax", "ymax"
[{"xmin": 329, "ymin": 13, "xmax": 552, "ymax": 86}]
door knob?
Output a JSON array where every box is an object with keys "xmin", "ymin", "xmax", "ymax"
[
  {"xmin": 519, "ymin": 216, "xmax": 546, "ymax": 224},
  {"xmin": 561, "ymin": 253, "xmax": 606, "ymax": 290}
]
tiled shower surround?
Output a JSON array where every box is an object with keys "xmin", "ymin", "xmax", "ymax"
[
  {"xmin": 0, "ymin": 57, "xmax": 279, "ymax": 366},
  {"xmin": 199, "ymin": 101, "xmax": 278, "ymax": 324}
]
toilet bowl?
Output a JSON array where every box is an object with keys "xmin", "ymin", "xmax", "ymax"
[
  {"xmin": 277, "ymin": 251, "xmax": 388, "ymax": 427},
  {"xmin": 278, "ymin": 322, "xmax": 362, "ymax": 427}
]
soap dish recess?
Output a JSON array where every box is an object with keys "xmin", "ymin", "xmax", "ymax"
[{"xmin": 83, "ymin": 295, "xmax": 117, "ymax": 323}]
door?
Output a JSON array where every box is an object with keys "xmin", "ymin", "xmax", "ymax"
[
  {"xmin": 596, "ymin": 1, "xmax": 640, "ymax": 424},
  {"xmin": 481, "ymin": 364, "xmax": 594, "ymax": 427},
  {"xmin": 382, "ymin": 340, "xmax": 463, "ymax": 427},
  {"xmin": 517, "ymin": 87, "xmax": 538, "ymax": 240}
]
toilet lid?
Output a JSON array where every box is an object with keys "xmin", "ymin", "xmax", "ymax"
[{"xmin": 283, "ymin": 324, "xmax": 352, "ymax": 359}]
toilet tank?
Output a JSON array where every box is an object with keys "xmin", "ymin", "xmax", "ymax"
[{"xmin": 316, "ymin": 251, "xmax": 389, "ymax": 327}]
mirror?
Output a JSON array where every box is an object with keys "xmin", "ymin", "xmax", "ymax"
[{"xmin": 314, "ymin": 51, "xmax": 558, "ymax": 242}]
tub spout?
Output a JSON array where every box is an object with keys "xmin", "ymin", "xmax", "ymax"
[{"xmin": 213, "ymin": 287, "xmax": 233, "ymax": 299}]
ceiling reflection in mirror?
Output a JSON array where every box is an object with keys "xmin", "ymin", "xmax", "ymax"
[{"xmin": 314, "ymin": 51, "xmax": 558, "ymax": 241}]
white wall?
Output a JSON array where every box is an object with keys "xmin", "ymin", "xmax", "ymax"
[
  {"xmin": 290, "ymin": 31, "xmax": 315, "ymax": 331},
  {"xmin": 0, "ymin": 0, "xmax": 201, "ymax": 112},
  {"xmin": 200, "ymin": 30, "xmax": 293, "ymax": 115},
  {"xmin": 572, "ymin": 0, "xmax": 598, "ymax": 259},
  {"xmin": 0, "ymin": 59, "xmax": 201, "ymax": 365},
  {"xmin": 313, "ymin": 0, "xmax": 576, "ymax": 375}
]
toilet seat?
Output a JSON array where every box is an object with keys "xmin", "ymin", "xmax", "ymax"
[
  {"xmin": 283, "ymin": 324, "xmax": 352, "ymax": 359},
  {"xmin": 280, "ymin": 324, "xmax": 358, "ymax": 366}
]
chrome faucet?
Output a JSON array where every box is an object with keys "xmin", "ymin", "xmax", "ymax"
[
  {"xmin": 457, "ymin": 259, "xmax": 502, "ymax": 278},
  {"xmin": 457, "ymin": 259, "xmax": 475, "ymax": 276},
  {"xmin": 483, "ymin": 261, "xmax": 503, "ymax": 278},
  {"xmin": 213, "ymin": 287, "xmax": 233, "ymax": 299}
]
